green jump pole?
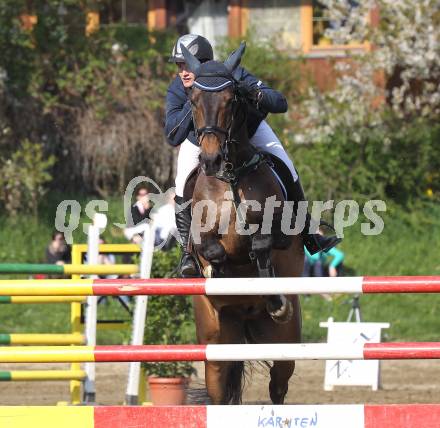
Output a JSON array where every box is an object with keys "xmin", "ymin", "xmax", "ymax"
[
  {"xmin": 0, "ymin": 264, "xmax": 63, "ymax": 274},
  {"xmin": 0, "ymin": 263, "xmax": 139, "ymax": 275}
]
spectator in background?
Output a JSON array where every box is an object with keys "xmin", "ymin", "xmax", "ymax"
[
  {"xmin": 124, "ymin": 186, "xmax": 152, "ymax": 245},
  {"xmin": 97, "ymin": 238, "xmax": 130, "ymax": 307},
  {"xmin": 97, "ymin": 237, "xmax": 116, "ymax": 267},
  {"xmin": 303, "ymin": 246, "xmax": 345, "ymax": 278},
  {"xmin": 152, "ymin": 190, "xmax": 177, "ymax": 250},
  {"xmin": 45, "ymin": 231, "xmax": 71, "ymax": 265},
  {"xmin": 130, "ymin": 186, "xmax": 152, "ymax": 227}
]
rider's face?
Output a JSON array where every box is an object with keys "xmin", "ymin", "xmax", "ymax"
[{"xmin": 177, "ymin": 62, "xmax": 195, "ymax": 88}]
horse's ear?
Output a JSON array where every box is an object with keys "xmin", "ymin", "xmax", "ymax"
[
  {"xmin": 180, "ymin": 43, "xmax": 201, "ymax": 74},
  {"xmin": 224, "ymin": 41, "xmax": 246, "ymax": 72}
]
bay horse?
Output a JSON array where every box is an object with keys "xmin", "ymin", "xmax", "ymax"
[{"xmin": 181, "ymin": 43, "xmax": 304, "ymax": 405}]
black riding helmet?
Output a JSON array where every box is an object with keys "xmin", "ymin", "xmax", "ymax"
[{"xmin": 169, "ymin": 34, "xmax": 214, "ymax": 63}]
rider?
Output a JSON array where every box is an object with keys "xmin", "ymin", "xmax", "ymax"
[{"xmin": 165, "ymin": 34, "xmax": 341, "ymax": 277}]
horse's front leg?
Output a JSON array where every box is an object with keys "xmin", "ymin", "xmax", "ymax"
[
  {"xmin": 193, "ymin": 295, "xmax": 224, "ymax": 403},
  {"xmin": 193, "ymin": 296, "xmax": 245, "ymax": 404},
  {"xmin": 195, "ymin": 234, "xmax": 227, "ymax": 276},
  {"xmin": 250, "ymin": 232, "xmax": 293, "ymax": 323}
]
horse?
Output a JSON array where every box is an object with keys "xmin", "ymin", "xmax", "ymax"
[{"xmin": 180, "ymin": 43, "xmax": 304, "ymax": 405}]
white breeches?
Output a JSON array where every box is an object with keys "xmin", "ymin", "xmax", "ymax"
[{"xmin": 174, "ymin": 120, "xmax": 298, "ymax": 197}]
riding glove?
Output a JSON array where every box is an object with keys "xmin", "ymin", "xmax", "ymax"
[{"xmin": 237, "ymin": 81, "xmax": 263, "ymax": 108}]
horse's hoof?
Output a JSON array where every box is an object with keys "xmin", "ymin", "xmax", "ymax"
[
  {"xmin": 203, "ymin": 264, "xmax": 213, "ymax": 278},
  {"xmin": 266, "ymin": 296, "xmax": 293, "ymax": 324}
]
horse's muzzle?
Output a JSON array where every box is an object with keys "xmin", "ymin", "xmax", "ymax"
[{"xmin": 201, "ymin": 153, "xmax": 223, "ymax": 176}]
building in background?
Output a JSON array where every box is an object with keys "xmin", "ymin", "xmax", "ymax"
[
  {"xmin": 87, "ymin": 1, "xmax": 377, "ymax": 53},
  {"xmin": 91, "ymin": 1, "xmax": 378, "ymax": 89},
  {"xmin": 22, "ymin": 1, "xmax": 379, "ymax": 90}
]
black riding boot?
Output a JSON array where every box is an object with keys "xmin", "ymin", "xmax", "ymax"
[
  {"xmin": 290, "ymin": 179, "xmax": 342, "ymax": 255},
  {"xmin": 174, "ymin": 195, "xmax": 201, "ymax": 277}
]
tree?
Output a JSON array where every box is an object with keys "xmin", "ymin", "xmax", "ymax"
[{"xmin": 292, "ymin": 1, "xmax": 440, "ymax": 203}]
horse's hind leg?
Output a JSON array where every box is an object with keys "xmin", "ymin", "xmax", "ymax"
[
  {"xmin": 247, "ymin": 296, "xmax": 301, "ymax": 404},
  {"xmin": 270, "ymin": 361, "xmax": 295, "ymax": 404},
  {"xmin": 205, "ymin": 360, "xmax": 244, "ymax": 404}
]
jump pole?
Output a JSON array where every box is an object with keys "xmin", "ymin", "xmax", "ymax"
[
  {"xmin": 1, "ymin": 276, "xmax": 440, "ymax": 296},
  {"xmin": 125, "ymin": 223, "xmax": 155, "ymax": 405},
  {"xmin": 0, "ymin": 370, "xmax": 85, "ymax": 381},
  {"xmin": 0, "ymin": 296, "xmax": 87, "ymax": 304},
  {"xmin": 1, "ymin": 404, "xmax": 440, "ymax": 428},
  {"xmin": 70, "ymin": 244, "xmax": 83, "ymax": 404},
  {"xmin": 1, "ymin": 342, "xmax": 440, "ymax": 363},
  {"xmin": 83, "ymin": 218, "xmax": 102, "ymax": 403},
  {"xmin": 0, "ymin": 333, "xmax": 84, "ymax": 345},
  {"xmin": 0, "ymin": 263, "xmax": 138, "ymax": 275}
]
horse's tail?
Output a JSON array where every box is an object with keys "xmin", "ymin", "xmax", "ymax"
[
  {"xmin": 224, "ymin": 361, "xmax": 245, "ymax": 404},
  {"xmin": 224, "ymin": 319, "xmax": 260, "ymax": 404}
]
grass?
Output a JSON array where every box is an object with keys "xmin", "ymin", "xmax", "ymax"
[
  {"xmin": 0, "ymin": 196, "xmax": 439, "ymax": 344},
  {"xmin": 301, "ymin": 200, "xmax": 440, "ymax": 342}
]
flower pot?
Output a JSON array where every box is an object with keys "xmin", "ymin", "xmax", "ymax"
[{"xmin": 148, "ymin": 376, "xmax": 188, "ymax": 405}]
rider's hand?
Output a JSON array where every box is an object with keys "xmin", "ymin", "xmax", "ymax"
[
  {"xmin": 329, "ymin": 266, "xmax": 338, "ymax": 277},
  {"xmin": 237, "ymin": 81, "xmax": 263, "ymax": 107}
]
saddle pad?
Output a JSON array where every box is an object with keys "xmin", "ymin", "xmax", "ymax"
[{"xmin": 269, "ymin": 166, "xmax": 288, "ymax": 200}]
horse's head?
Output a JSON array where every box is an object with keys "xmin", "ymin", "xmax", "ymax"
[{"xmin": 181, "ymin": 42, "xmax": 246, "ymax": 176}]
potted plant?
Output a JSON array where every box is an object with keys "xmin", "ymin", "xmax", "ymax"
[
  {"xmin": 145, "ymin": 361, "xmax": 195, "ymax": 405},
  {"xmin": 144, "ymin": 252, "xmax": 196, "ymax": 405},
  {"xmin": 143, "ymin": 293, "xmax": 196, "ymax": 405}
]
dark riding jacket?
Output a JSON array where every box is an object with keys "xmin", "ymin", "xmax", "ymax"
[{"xmin": 164, "ymin": 67, "xmax": 287, "ymax": 147}]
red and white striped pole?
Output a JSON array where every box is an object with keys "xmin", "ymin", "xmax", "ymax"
[
  {"xmin": 1, "ymin": 342, "xmax": 440, "ymax": 363},
  {"xmin": 1, "ymin": 276, "xmax": 440, "ymax": 296}
]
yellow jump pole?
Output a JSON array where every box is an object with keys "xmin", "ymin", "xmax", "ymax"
[
  {"xmin": 0, "ymin": 346, "xmax": 96, "ymax": 363},
  {"xmin": 0, "ymin": 334, "xmax": 85, "ymax": 345},
  {"xmin": 70, "ymin": 244, "xmax": 83, "ymax": 404},
  {"xmin": 0, "ymin": 370, "xmax": 86, "ymax": 381},
  {"xmin": 0, "ymin": 279, "xmax": 93, "ymax": 296},
  {"xmin": 63, "ymin": 264, "xmax": 138, "ymax": 275}
]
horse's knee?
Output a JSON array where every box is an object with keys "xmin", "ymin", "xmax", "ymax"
[
  {"xmin": 197, "ymin": 237, "xmax": 227, "ymax": 266},
  {"xmin": 266, "ymin": 295, "xmax": 294, "ymax": 324}
]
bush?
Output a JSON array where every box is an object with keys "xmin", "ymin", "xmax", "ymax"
[
  {"xmin": 31, "ymin": 20, "xmax": 178, "ymax": 196},
  {"xmin": 0, "ymin": 2, "xmax": 179, "ymax": 197},
  {"xmin": 0, "ymin": 140, "xmax": 56, "ymax": 217},
  {"xmin": 218, "ymin": 31, "xmax": 306, "ymax": 137},
  {"xmin": 144, "ymin": 247, "xmax": 196, "ymax": 377},
  {"xmin": 291, "ymin": 118, "xmax": 440, "ymax": 205}
]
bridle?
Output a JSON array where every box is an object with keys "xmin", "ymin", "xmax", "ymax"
[
  {"xmin": 191, "ymin": 84, "xmax": 243, "ymax": 172},
  {"xmin": 191, "ymin": 83, "xmax": 266, "ymax": 193}
]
